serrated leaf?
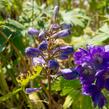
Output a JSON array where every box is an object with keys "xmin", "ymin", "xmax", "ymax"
[{"xmin": 17, "ymin": 66, "xmax": 42, "ymax": 86}]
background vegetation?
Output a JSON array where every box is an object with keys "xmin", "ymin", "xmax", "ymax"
[{"xmin": 0, "ymin": 0, "xmax": 109, "ymax": 109}]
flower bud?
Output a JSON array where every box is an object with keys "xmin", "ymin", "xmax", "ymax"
[
  {"xmin": 26, "ymin": 87, "xmax": 42, "ymax": 94},
  {"xmin": 32, "ymin": 57, "xmax": 45, "ymax": 66},
  {"xmin": 52, "ymin": 29, "xmax": 71, "ymax": 38},
  {"xmin": 48, "ymin": 59, "xmax": 59, "ymax": 71},
  {"xmin": 59, "ymin": 53, "xmax": 68, "ymax": 60},
  {"xmin": 53, "ymin": 5, "xmax": 59, "ymax": 19},
  {"xmin": 60, "ymin": 46, "xmax": 74, "ymax": 55},
  {"xmin": 25, "ymin": 47, "xmax": 41, "ymax": 57},
  {"xmin": 50, "ymin": 24, "xmax": 60, "ymax": 30},
  {"xmin": 38, "ymin": 31, "xmax": 46, "ymax": 41},
  {"xmin": 61, "ymin": 68, "xmax": 79, "ymax": 80},
  {"xmin": 38, "ymin": 40, "xmax": 48, "ymax": 51},
  {"xmin": 28, "ymin": 27, "xmax": 39, "ymax": 36},
  {"xmin": 61, "ymin": 23, "xmax": 72, "ymax": 30}
]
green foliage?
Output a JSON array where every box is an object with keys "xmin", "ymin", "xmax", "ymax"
[
  {"xmin": 1, "ymin": 0, "xmax": 109, "ymax": 109},
  {"xmin": 61, "ymin": 8, "xmax": 90, "ymax": 28},
  {"xmin": 0, "ymin": 88, "xmax": 22, "ymax": 102},
  {"xmin": 52, "ymin": 77, "xmax": 93, "ymax": 109}
]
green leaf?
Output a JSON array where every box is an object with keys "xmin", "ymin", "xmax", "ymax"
[
  {"xmin": 63, "ymin": 90, "xmax": 80, "ymax": 109},
  {"xmin": 6, "ymin": 19, "xmax": 24, "ymax": 30},
  {"xmin": 1, "ymin": 19, "xmax": 26, "ymax": 54},
  {"xmin": 52, "ymin": 77, "xmax": 80, "ymax": 96},
  {"xmin": 80, "ymin": 96, "xmax": 93, "ymax": 109},
  {"xmin": 0, "ymin": 88, "xmax": 22, "ymax": 102},
  {"xmin": 61, "ymin": 9, "xmax": 90, "ymax": 28},
  {"xmin": 88, "ymin": 23, "xmax": 109, "ymax": 45},
  {"xmin": 17, "ymin": 66, "xmax": 42, "ymax": 86},
  {"xmin": 63, "ymin": 94, "xmax": 73, "ymax": 109}
]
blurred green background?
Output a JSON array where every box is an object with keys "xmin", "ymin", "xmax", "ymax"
[{"xmin": 0, "ymin": 0, "xmax": 109, "ymax": 109}]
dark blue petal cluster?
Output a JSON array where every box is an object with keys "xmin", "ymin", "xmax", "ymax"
[
  {"xmin": 73, "ymin": 45, "xmax": 109, "ymax": 108},
  {"xmin": 38, "ymin": 40, "xmax": 48, "ymax": 51},
  {"xmin": 25, "ymin": 47, "xmax": 41, "ymax": 57},
  {"xmin": 82, "ymin": 85, "xmax": 106, "ymax": 108},
  {"xmin": 48, "ymin": 59, "xmax": 59, "ymax": 71},
  {"xmin": 59, "ymin": 46, "xmax": 74, "ymax": 59}
]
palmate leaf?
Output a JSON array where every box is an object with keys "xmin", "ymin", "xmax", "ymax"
[
  {"xmin": 71, "ymin": 23, "xmax": 109, "ymax": 49},
  {"xmin": 52, "ymin": 77, "xmax": 94, "ymax": 109},
  {"xmin": 52, "ymin": 77, "xmax": 80, "ymax": 96},
  {"xmin": 61, "ymin": 9, "xmax": 90, "ymax": 28},
  {"xmin": 88, "ymin": 23, "xmax": 109, "ymax": 45}
]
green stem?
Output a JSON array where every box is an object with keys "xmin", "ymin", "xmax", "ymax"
[
  {"xmin": 48, "ymin": 70, "xmax": 52, "ymax": 109},
  {"xmin": 0, "ymin": 66, "xmax": 13, "ymax": 108}
]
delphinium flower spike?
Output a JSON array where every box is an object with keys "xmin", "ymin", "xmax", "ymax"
[{"xmin": 23, "ymin": 5, "xmax": 74, "ymax": 109}]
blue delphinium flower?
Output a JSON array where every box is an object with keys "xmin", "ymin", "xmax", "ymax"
[
  {"xmin": 25, "ymin": 47, "xmax": 41, "ymax": 57},
  {"xmin": 50, "ymin": 24, "xmax": 60, "ymax": 30},
  {"xmin": 48, "ymin": 59, "xmax": 59, "ymax": 71},
  {"xmin": 61, "ymin": 23, "xmax": 72, "ymax": 30},
  {"xmin": 59, "ymin": 46, "xmax": 74, "ymax": 59},
  {"xmin": 59, "ymin": 53, "xmax": 69, "ymax": 60},
  {"xmin": 61, "ymin": 68, "xmax": 79, "ymax": 80},
  {"xmin": 52, "ymin": 29, "xmax": 71, "ymax": 38},
  {"xmin": 60, "ymin": 46, "xmax": 74, "ymax": 55},
  {"xmin": 26, "ymin": 87, "xmax": 42, "ymax": 94},
  {"xmin": 95, "ymin": 69, "xmax": 109, "ymax": 90},
  {"xmin": 32, "ymin": 57, "xmax": 45, "ymax": 66},
  {"xmin": 38, "ymin": 31, "xmax": 46, "ymax": 41},
  {"xmin": 82, "ymin": 84, "xmax": 106, "ymax": 108},
  {"xmin": 38, "ymin": 40, "xmax": 48, "ymax": 51},
  {"xmin": 73, "ymin": 45, "xmax": 109, "ymax": 108},
  {"xmin": 28, "ymin": 27, "xmax": 39, "ymax": 36},
  {"xmin": 76, "ymin": 64, "xmax": 96, "ymax": 85}
]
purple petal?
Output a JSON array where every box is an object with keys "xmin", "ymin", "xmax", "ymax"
[
  {"xmin": 52, "ymin": 29, "xmax": 71, "ymax": 38},
  {"xmin": 92, "ymin": 92, "xmax": 106, "ymax": 108},
  {"xmin": 38, "ymin": 40, "xmax": 48, "ymax": 51},
  {"xmin": 26, "ymin": 87, "xmax": 42, "ymax": 94},
  {"xmin": 61, "ymin": 68, "xmax": 79, "ymax": 80},
  {"xmin": 32, "ymin": 57, "xmax": 45, "ymax": 66}
]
